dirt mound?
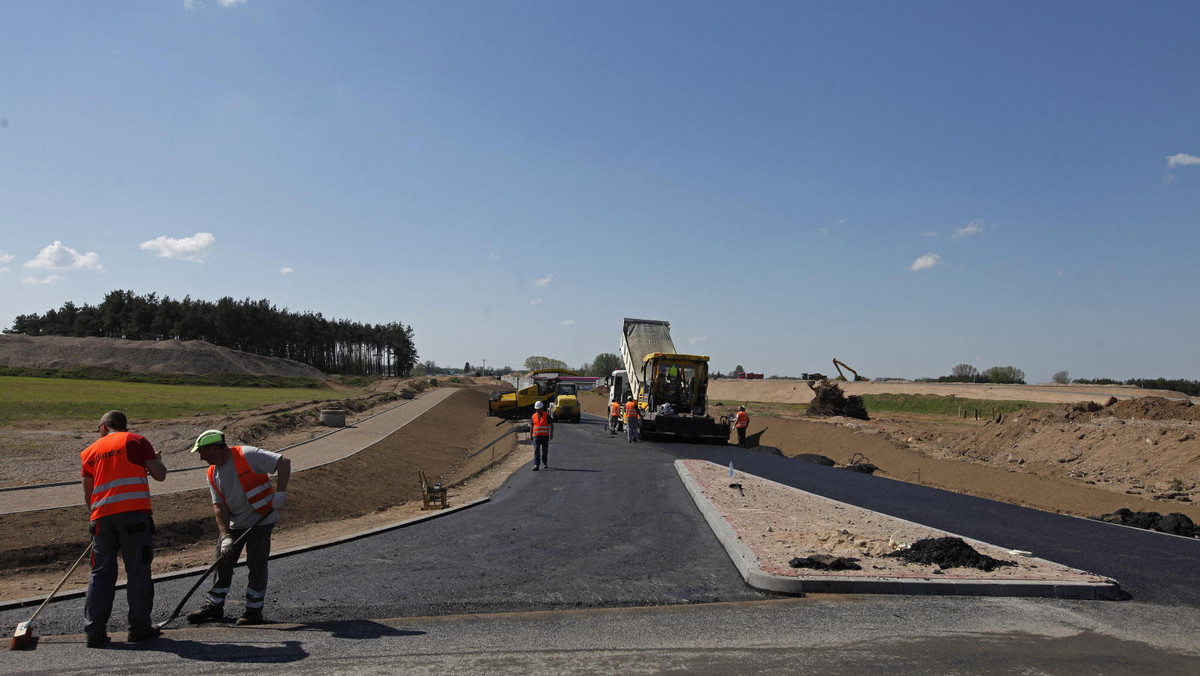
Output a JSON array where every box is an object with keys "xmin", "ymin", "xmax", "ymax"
[
  {"xmin": 805, "ymin": 380, "xmax": 868, "ymax": 420},
  {"xmin": 1102, "ymin": 397, "xmax": 1200, "ymax": 422},
  {"xmin": 942, "ymin": 396, "xmax": 1200, "ymax": 499},
  {"xmin": 0, "ymin": 334, "xmax": 327, "ymax": 379},
  {"xmin": 885, "ymin": 537, "xmax": 1016, "ymax": 572}
]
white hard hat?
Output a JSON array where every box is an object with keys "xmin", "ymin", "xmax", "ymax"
[{"xmin": 534, "ymin": 400, "xmax": 544, "ymax": 409}]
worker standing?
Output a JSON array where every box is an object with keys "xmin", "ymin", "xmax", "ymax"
[
  {"xmin": 186, "ymin": 430, "xmax": 290, "ymax": 626},
  {"xmin": 531, "ymin": 400, "xmax": 553, "ymax": 470},
  {"xmin": 624, "ymin": 395, "xmax": 641, "ymax": 443},
  {"xmin": 80, "ymin": 410, "xmax": 167, "ymax": 648},
  {"xmin": 608, "ymin": 399, "xmax": 623, "ymax": 434},
  {"xmin": 735, "ymin": 405, "xmax": 750, "ymax": 448}
]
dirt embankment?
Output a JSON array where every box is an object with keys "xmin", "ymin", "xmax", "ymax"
[
  {"xmin": 0, "ymin": 334, "xmax": 327, "ymax": 379},
  {"xmin": 708, "ymin": 379, "xmax": 1192, "ymax": 406}
]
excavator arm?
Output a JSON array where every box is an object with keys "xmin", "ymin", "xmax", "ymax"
[{"xmin": 832, "ymin": 358, "xmax": 869, "ymax": 382}]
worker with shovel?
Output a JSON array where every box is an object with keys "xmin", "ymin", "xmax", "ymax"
[
  {"xmin": 185, "ymin": 430, "xmax": 290, "ymax": 626},
  {"xmin": 80, "ymin": 410, "xmax": 167, "ymax": 648}
]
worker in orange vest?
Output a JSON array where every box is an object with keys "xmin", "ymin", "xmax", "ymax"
[
  {"xmin": 186, "ymin": 429, "xmax": 291, "ymax": 627},
  {"xmin": 608, "ymin": 399, "xmax": 623, "ymax": 434},
  {"xmin": 80, "ymin": 410, "xmax": 167, "ymax": 648},
  {"xmin": 531, "ymin": 400, "xmax": 554, "ymax": 470},
  {"xmin": 624, "ymin": 395, "xmax": 641, "ymax": 443},
  {"xmin": 735, "ymin": 405, "xmax": 750, "ymax": 447}
]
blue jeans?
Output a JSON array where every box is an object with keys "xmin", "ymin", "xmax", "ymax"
[
  {"xmin": 85, "ymin": 511, "xmax": 155, "ymax": 640},
  {"xmin": 533, "ymin": 435, "xmax": 549, "ymax": 466}
]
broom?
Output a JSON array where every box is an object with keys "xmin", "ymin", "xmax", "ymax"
[{"xmin": 10, "ymin": 543, "xmax": 93, "ymax": 650}]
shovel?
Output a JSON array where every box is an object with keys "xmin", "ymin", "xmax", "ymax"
[
  {"xmin": 156, "ymin": 509, "xmax": 271, "ymax": 630},
  {"xmin": 10, "ymin": 543, "xmax": 93, "ymax": 650}
]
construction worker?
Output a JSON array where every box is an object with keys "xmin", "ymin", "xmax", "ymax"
[
  {"xmin": 608, "ymin": 399, "xmax": 623, "ymax": 434},
  {"xmin": 80, "ymin": 410, "xmax": 167, "ymax": 648},
  {"xmin": 186, "ymin": 430, "xmax": 290, "ymax": 626},
  {"xmin": 735, "ymin": 405, "xmax": 750, "ymax": 448},
  {"xmin": 624, "ymin": 395, "xmax": 641, "ymax": 443},
  {"xmin": 531, "ymin": 400, "xmax": 553, "ymax": 470}
]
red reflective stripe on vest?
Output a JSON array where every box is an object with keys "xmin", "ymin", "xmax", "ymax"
[
  {"xmin": 82, "ymin": 432, "xmax": 152, "ymax": 520},
  {"xmin": 208, "ymin": 446, "xmax": 275, "ymax": 515},
  {"xmin": 531, "ymin": 411, "xmax": 551, "ymax": 436}
]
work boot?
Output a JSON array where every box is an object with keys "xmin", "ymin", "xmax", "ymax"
[
  {"xmin": 86, "ymin": 634, "xmax": 111, "ymax": 649},
  {"xmin": 236, "ymin": 609, "xmax": 264, "ymax": 626},
  {"xmin": 127, "ymin": 625, "xmax": 162, "ymax": 643},
  {"xmin": 186, "ymin": 602, "xmax": 224, "ymax": 624}
]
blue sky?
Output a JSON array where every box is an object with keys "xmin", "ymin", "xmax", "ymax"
[{"xmin": 2, "ymin": 1, "xmax": 1198, "ymax": 382}]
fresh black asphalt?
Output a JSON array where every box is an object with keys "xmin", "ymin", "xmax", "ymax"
[{"xmin": 5, "ymin": 411, "xmax": 1199, "ymax": 640}]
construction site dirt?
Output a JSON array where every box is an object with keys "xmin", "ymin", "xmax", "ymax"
[{"xmin": 2, "ymin": 356, "xmax": 1198, "ymax": 605}]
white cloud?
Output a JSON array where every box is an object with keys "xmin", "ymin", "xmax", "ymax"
[
  {"xmin": 530, "ymin": 298, "xmax": 543, "ymax": 306},
  {"xmin": 0, "ymin": 251, "xmax": 13, "ymax": 274},
  {"xmin": 921, "ymin": 230, "xmax": 937, "ymax": 238},
  {"xmin": 689, "ymin": 335, "xmax": 708, "ymax": 344},
  {"xmin": 534, "ymin": 274, "xmax": 553, "ymax": 288},
  {"xmin": 561, "ymin": 319, "xmax": 575, "ymax": 327},
  {"xmin": 1166, "ymin": 153, "xmax": 1200, "ymax": 168},
  {"xmin": 280, "ymin": 267, "xmax": 294, "ymax": 275},
  {"xmin": 910, "ymin": 253, "xmax": 941, "ymax": 271},
  {"xmin": 140, "ymin": 232, "xmax": 215, "ymax": 262},
  {"xmin": 23, "ymin": 241, "xmax": 103, "ymax": 271},
  {"xmin": 21, "ymin": 274, "xmax": 61, "ymax": 285},
  {"xmin": 951, "ymin": 221, "xmax": 984, "ymax": 241}
]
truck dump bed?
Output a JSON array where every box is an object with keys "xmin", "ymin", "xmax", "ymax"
[{"xmin": 622, "ymin": 318, "xmax": 676, "ymax": 361}]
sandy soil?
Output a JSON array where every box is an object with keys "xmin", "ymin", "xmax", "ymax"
[{"xmin": 682, "ymin": 459, "xmax": 1112, "ymax": 583}]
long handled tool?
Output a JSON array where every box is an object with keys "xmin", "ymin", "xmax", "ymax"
[
  {"xmin": 156, "ymin": 510, "xmax": 271, "ymax": 630},
  {"xmin": 10, "ymin": 543, "xmax": 93, "ymax": 650}
]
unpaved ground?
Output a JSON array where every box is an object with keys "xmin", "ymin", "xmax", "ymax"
[{"xmin": 683, "ymin": 459, "xmax": 1112, "ymax": 583}]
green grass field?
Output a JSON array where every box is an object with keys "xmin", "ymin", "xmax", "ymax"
[
  {"xmin": 860, "ymin": 393, "xmax": 1053, "ymax": 417},
  {"xmin": 0, "ymin": 376, "xmax": 352, "ymax": 424}
]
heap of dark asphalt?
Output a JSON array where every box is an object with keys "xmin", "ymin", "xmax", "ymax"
[{"xmin": 4, "ymin": 411, "xmax": 1199, "ymax": 640}]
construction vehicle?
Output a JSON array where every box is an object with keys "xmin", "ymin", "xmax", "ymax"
[
  {"xmin": 832, "ymin": 358, "xmax": 869, "ymax": 382},
  {"xmin": 487, "ymin": 369, "xmax": 583, "ymax": 422},
  {"xmin": 619, "ymin": 318, "xmax": 730, "ymax": 442}
]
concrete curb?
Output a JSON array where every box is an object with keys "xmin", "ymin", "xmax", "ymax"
[
  {"xmin": 674, "ymin": 460, "xmax": 1123, "ymax": 600},
  {"xmin": 0, "ymin": 497, "xmax": 490, "ymax": 612}
]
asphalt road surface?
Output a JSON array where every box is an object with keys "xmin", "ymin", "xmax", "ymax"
[{"xmin": 4, "ymin": 413, "xmax": 1199, "ymax": 673}]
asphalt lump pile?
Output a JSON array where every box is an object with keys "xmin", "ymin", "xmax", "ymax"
[
  {"xmin": 885, "ymin": 537, "xmax": 1016, "ymax": 572},
  {"xmin": 1093, "ymin": 508, "xmax": 1197, "ymax": 537}
]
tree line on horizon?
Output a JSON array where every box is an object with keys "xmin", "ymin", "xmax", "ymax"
[{"xmin": 4, "ymin": 290, "xmax": 418, "ymax": 377}]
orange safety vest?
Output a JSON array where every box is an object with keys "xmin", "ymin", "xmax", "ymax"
[
  {"xmin": 624, "ymin": 400, "xmax": 640, "ymax": 420},
  {"xmin": 208, "ymin": 446, "xmax": 276, "ymax": 515},
  {"xmin": 82, "ymin": 432, "xmax": 152, "ymax": 520},
  {"xmin": 735, "ymin": 411, "xmax": 750, "ymax": 428},
  {"xmin": 531, "ymin": 411, "xmax": 552, "ymax": 437},
  {"xmin": 609, "ymin": 402, "xmax": 621, "ymax": 417}
]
